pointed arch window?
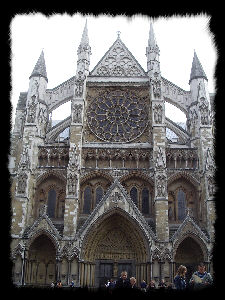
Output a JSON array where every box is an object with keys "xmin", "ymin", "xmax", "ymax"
[
  {"xmin": 130, "ymin": 187, "xmax": 138, "ymax": 206},
  {"xmin": 47, "ymin": 189, "xmax": 56, "ymax": 218},
  {"xmin": 95, "ymin": 186, "xmax": 103, "ymax": 206},
  {"xmin": 142, "ymin": 187, "xmax": 149, "ymax": 214},
  {"xmin": 83, "ymin": 186, "xmax": 92, "ymax": 214},
  {"xmin": 177, "ymin": 189, "xmax": 186, "ymax": 221}
]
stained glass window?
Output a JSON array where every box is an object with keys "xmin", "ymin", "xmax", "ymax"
[
  {"xmin": 142, "ymin": 188, "xmax": 149, "ymax": 214},
  {"xmin": 83, "ymin": 186, "xmax": 92, "ymax": 214},
  {"xmin": 177, "ymin": 189, "xmax": 186, "ymax": 220},
  {"xmin": 87, "ymin": 90, "xmax": 148, "ymax": 142},
  {"xmin": 130, "ymin": 187, "xmax": 138, "ymax": 206},
  {"xmin": 47, "ymin": 189, "xmax": 56, "ymax": 218},
  {"xmin": 96, "ymin": 186, "xmax": 103, "ymax": 206}
]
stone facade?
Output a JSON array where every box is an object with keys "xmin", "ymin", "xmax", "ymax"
[{"xmin": 9, "ymin": 22, "xmax": 215, "ymax": 288}]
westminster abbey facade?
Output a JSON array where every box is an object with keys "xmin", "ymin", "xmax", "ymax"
[{"xmin": 9, "ymin": 21, "xmax": 216, "ymax": 287}]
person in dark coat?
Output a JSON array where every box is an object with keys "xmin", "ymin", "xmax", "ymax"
[
  {"xmin": 174, "ymin": 265, "xmax": 187, "ymax": 290},
  {"xmin": 115, "ymin": 271, "xmax": 131, "ymax": 289}
]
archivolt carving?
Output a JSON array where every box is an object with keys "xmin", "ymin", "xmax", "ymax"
[
  {"xmin": 119, "ymin": 170, "xmax": 154, "ymax": 186},
  {"xmin": 167, "ymin": 171, "xmax": 200, "ymax": 188},
  {"xmin": 36, "ymin": 169, "xmax": 67, "ymax": 186},
  {"xmin": 80, "ymin": 210, "xmax": 150, "ymax": 262},
  {"xmin": 80, "ymin": 170, "xmax": 114, "ymax": 185},
  {"xmin": 25, "ymin": 228, "xmax": 61, "ymax": 255},
  {"xmin": 172, "ymin": 232, "xmax": 209, "ymax": 262}
]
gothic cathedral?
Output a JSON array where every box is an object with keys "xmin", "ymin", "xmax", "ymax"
[{"xmin": 9, "ymin": 21, "xmax": 215, "ymax": 287}]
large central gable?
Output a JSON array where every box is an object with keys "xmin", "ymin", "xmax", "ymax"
[{"xmin": 90, "ymin": 37, "xmax": 147, "ymax": 77}]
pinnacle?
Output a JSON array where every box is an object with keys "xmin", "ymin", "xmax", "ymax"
[
  {"xmin": 148, "ymin": 21, "xmax": 157, "ymax": 48},
  {"xmin": 29, "ymin": 50, "xmax": 48, "ymax": 82},
  {"xmin": 189, "ymin": 50, "xmax": 207, "ymax": 84},
  {"xmin": 80, "ymin": 19, "xmax": 89, "ymax": 46}
]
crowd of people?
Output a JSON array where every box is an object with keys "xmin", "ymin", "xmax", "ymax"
[
  {"xmin": 104, "ymin": 262, "xmax": 213, "ymax": 293},
  {"xmin": 49, "ymin": 262, "xmax": 213, "ymax": 293}
]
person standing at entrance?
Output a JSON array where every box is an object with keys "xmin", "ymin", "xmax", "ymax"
[
  {"xmin": 115, "ymin": 271, "xmax": 131, "ymax": 289},
  {"xmin": 189, "ymin": 262, "xmax": 213, "ymax": 289},
  {"xmin": 174, "ymin": 265, "xmax": 187, "ymax": 290}
]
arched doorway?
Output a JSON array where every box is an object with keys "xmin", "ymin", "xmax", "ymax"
[
  {"xmin": 174, "ymin": 237, "xmax": 205, "ymax": 284},
  {"xmin": 81, "ymin": 210, "xmax": 150, "ymax": 288},
  {"xmin": 25, "ymin": 234, "xmax": 57, "ymax": 285}
]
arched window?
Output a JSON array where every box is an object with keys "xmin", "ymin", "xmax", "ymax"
[
  {"xmin": 177, "ymin": 189, "xmax": 186, "ymax": 221},
  {"xmin": 47, "ymin": 189, "xmax": 56, "ymax": 218},
  {"xmin": 142, "ymin": 187, "xmax": 149, "ymax": 214},
  {"xmin": 83, "ymin": 186, "xmax": 92, "ymax": 214},
  {"xmin": 96, "ymin": 186, "xmax": 103, "ymax": 206},
  {"xmin": 130, "ymin": 187, "xmax": 138, "ymax": 206}
]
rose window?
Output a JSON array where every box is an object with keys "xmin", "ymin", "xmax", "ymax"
[{"xmin": 87, "ymin": 90, "xmax": 148, "ymax": 142}]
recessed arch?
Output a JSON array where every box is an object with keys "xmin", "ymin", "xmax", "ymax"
[
  {"xmin": 25, "ymin": 233, "xmax": 58, "ymax": 285},
  {"xmin": 80, "ymin": 208, "xmax": 150, "ymax": 263},
  {"xmin": 168, "ymin": 171, "xmax": 200, "ymax": 188},
  {"xmin": 173, "ymin": 235, "xmax": 208, "ymax": 282}
]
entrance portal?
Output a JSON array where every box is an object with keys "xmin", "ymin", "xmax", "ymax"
[{"xmin": 81, "ymin": 211, "xmax": 149, "ymax": 287}]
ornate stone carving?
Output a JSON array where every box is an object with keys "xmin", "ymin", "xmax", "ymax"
[{"xmin": 91, "ymin": 39, "xmax": 145, "ymax": 77}]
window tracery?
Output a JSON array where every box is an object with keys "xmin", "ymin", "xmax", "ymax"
[{"xmin": 86, "ymin": 89, "xmax": 149, "ymax": 142}]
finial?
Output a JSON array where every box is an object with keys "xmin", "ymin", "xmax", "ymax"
[{"xmin": 117, "ymin": 31, "xmax": 121, "ymax": 39}]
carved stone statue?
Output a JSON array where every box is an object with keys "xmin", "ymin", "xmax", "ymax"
[
  {"xmin": 156, "ymin": 174, "xmax": 166, "ymax": 198},
  {"xmin": 17, "ymin": 172, "xmax": 28, "ymax": 195},
  {"xmin": 72, "ymin": 103, "xmax": 83, "ymax": 123},
  {"xmin": 154, "ymin": 104, "xmax": 163, "ymax": 124},
  {"xmin": 67, "ymin": 173, "xmax": 77, "ymax": 195},
  {"xmin": 27, "ymin": 95, "xmax": 37, "ymax": 123}
]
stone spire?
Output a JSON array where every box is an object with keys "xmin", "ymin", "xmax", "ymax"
[
  {"xmin": 146, "ymin": 21, "xmax": 160, "ymax": 74},
  {"xmin": 29, "ymin": 50, "xmax": 48, "ymax": 82},
  {"xmin": 189, "ymin": 50, "xmax": 207, "ymax": 84},
  {"xmin": 76, "ymin": 19, "xmax": 91, "ymax": 76}
]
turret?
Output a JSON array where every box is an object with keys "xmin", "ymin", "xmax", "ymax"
[
  {"xmin": 188, "ymin": 51, "xmax": 211, "ymax": 138},
  {"xmin": 25, "ymin": 50, "xmax": 48, "ymax": 138}
]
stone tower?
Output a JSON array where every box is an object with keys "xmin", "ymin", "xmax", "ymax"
[{"xmin": 10, "ymin": 21, "xmax": 215, "ymax": 287}]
